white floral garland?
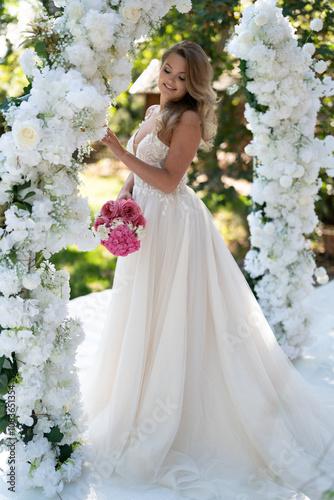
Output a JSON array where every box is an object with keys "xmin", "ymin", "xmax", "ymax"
[
  {"xmin": 228, "ymin": 0, "xmax": 334, "ymax": 359},
  {"xmin": 0, "ymin": 0, "xmax": 191, "ymax": 496}
]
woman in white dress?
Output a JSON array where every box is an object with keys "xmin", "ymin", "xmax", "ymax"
[{"xmin": 83, "ymin": 41, "xmax": 334, "ymax": 499}]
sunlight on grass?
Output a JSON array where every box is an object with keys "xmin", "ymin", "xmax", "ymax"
[{"xmin": 79, "ymin": 172, "xmax": 123, "ymax": 214}]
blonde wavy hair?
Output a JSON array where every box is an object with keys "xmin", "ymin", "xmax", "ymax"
[{"xmin": 156, "ymin": 41, "xmax": 217, "ymax": 151}]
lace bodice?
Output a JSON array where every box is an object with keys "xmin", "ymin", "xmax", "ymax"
[{"xmin": 126, "ymin": 127, "xmax": 188, "ymax": 196}]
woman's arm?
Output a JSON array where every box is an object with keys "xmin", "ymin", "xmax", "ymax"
[
  {"xmin": 116, "ymin": 172, "xmax": 134, "ymax": 200},
  {"xmin": 102, "ymin": 110, "xmax": 201, "ymax": 195}
]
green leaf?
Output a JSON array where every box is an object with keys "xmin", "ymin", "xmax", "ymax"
[
  {"xmin": 0, "ymin": 355, "xmax": 5, "ymax": 372},
  {"xmin": 0, "ymin": 95, "xmax": 31, "ymax": 114},
  {"xmin": 12, "ymin": 201, "xmax": 32, "ymax": 214},
  {"xmin": 3, "ymin": 358, "xmax": 12, "ymax": 370},
  {"xmin": 17, "ymin": 180, "xmax": 32, "ymax": 191},
  {"xmin": 44, "ymin": 425, "xmax": 64, "ymax": 443},
  {"xmin": 0, "ymin": 98, "xmax": 16, "ymax": 115},
  {"xmin": 23, "ymin": 191, "xmax": 36, "ymax": 200},
  {"xmin": 12, "ymin": 201, "xmax": 29, "ymax": 211},
  {"xmin": 0, "ymin": 388, "xmax": 8, "ymax": 400},
  {"xmin": 0, "ymin": 417, "xmax": 9, "ymax": 434},
  {"xmin": 0, "ymin": 400, "xmax": 7, "ymax": 418},
  {"xmin": 58, "ymin": 444, "xmax": 73, "ymax": 464},
  {"xmin": 0, "ymin": 374, "xmax": 8, "ymax": 391},
  {"xmin": 23, "ymin": 82, "xmax": 33, "ymax": 96},
  {"xmin": 34, "ymin": 40, "xmax": 48, "ymax": 60}
]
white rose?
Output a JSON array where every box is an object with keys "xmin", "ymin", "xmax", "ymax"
[
  {"xmin": 314, "ymin": 60, "xmax": 327, "ymax": 74},
  {"xmin": 12, "ymin": 119, "xmax": 42, "ymax": 150},
  {"xmin": 310, "ymin": 18, "xmax": 323, "ymax": 32},
  {"xmin": 121, "ymin": 5, "xmax": 141, "ymax": 24}
]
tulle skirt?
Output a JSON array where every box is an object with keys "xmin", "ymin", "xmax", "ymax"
[{"xmin": 82, "ymin": 182, "xmax": 334, "ymax": 499}]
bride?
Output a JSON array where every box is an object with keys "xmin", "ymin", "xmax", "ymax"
[{"xmin": 82, "ymin": 41, "xmax": 334, "ymax": 499}]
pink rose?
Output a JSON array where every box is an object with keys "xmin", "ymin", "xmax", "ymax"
[
  {"xmin": 101, "ymin": 200, "xmax": 119, "ymax": 219},
  {"xmin": 118, "ymin": 199, "xmax": 141, "ymax": 222},
  {"xmin": 133, "ymin": 214, "xmax": 146, "ymax": 228},
  {"xmin": 94, "ymin": 216, "xmax": 110, "ymax": 232}
]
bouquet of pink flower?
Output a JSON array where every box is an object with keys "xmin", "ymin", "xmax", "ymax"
[{"xmin": 93, "ymin": 199, "xmax": 146, "ymax": 257}]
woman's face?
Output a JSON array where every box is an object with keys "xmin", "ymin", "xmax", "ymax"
[{"xmin": 158, "ymin": 52, "xmax": 187, "ymax": 102}]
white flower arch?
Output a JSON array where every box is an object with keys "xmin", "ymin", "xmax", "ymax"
[
  {"xmin": 0, "ymin": 0, "xmax": 191, "ymax": 496},
  {"xmin": 228, "ymin": 0, "xmax": 334, "ymax": 359}
]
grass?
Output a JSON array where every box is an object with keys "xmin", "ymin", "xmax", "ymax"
[{"xmin": 51, "ymin": 170, "xmax": 251, "ymax": 299}]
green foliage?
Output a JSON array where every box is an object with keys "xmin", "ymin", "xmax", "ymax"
[
  {"xmin": 57, "ymin": 444, "xmax": 73, "ymax": 465},
  {"xmin": 316, "ymin": 175, "xmax": 334, "ymax": 224},
  {"xmin": 5, "ymin": 179, "xmax": 35, "ymax": 214},
  {"xmin": 108, "ymin": 92, "xmax": 145, "ymax": 137},
  {"xmin": 44, "ymin": 425, "xmax": 64, "ymax": 443},
  {"xmin": 0, "ymin": 1, "xmax": 29, "ymax": 104}
]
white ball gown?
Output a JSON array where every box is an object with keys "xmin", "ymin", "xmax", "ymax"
[{"xmin": 82, "ymin": 120, "xmax": 334, "ymax": 500}]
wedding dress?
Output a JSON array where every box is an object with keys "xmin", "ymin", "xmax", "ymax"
[{"xmin": 82, "ymin": 117, "xmax": 334, "ymax": 500}]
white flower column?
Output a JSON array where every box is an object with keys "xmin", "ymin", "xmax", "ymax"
[
  {"xmin": 0, "ymin": 0, "xmax": 192, "ymax": 496},
  {"xmin": 228, "ymin": 0, "xmax": 334, "ymax": 359}
]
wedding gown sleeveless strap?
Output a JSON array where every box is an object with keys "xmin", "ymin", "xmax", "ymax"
[{"xmin": 83, "ymin": 116, "xmax": 334, "ymax": 500}]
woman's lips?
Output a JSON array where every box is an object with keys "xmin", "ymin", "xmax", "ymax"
[{"xmin": 163, "ymin": 83, "xmax": 176, "ymax": 91}]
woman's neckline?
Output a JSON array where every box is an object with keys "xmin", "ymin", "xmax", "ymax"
[
  {"xmin": 132, "ymin": 130, "xmax": 169, "ymax": 157},
  {"xmin": 132, "ymin": 106, "xmax": 169, "ymax": 155}
]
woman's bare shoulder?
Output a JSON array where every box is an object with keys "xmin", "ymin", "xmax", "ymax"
[{"xmin": 179, "ymin": 109, "xmax": 200, "ymax": 126}]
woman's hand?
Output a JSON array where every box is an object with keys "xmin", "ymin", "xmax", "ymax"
[
  {"xmin": 116, "ymin": 189, "xmax": 132, "ymax": 201},
  {"xmin": 101, "ymin": 127, "xmax": 125, "ymax": 160}
]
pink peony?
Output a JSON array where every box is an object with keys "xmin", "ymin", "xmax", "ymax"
[
  {"xmin": 101, "ymin": 200, "xmax": 119, "ymax": 219},
  {"xmin": 94, "ymin": 216, "xmax": 110, "ymax": 232},
  {"xmin": 102, "ymin": 224, "xmax": 141, "ymax": 256},
  {"xmin": 118, "ymin": 198, "xmax": 141, "ymax": 222}
]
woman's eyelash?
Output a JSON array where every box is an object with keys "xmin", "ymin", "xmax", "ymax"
[{"xmin": 163, "ymin": 68, "xmax": 185, "ymax": 81}]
